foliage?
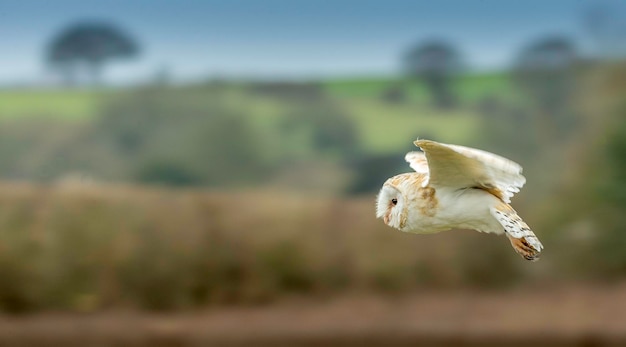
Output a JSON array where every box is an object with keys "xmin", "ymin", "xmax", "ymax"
[
  {"xmin": 91, "ymin": 88, "xmax": 273, "ymax": 186},
  {"xmin": 0, "ymin": 58, "xmax": 624, "ymax": 314},
  {"xmin": 0, "ymin": 84, "xmax": 370, "ymax": 189},
  {"xmin": 603, "ymin": 105, "xmax": 626, "ymax": 206},
  {"xmin": 347, "ymin": 152, "xmax": 407, "ymax": 194},
  {"xmin": 0, "ymin": 81, "xmax": 490, "ymax": 191},
  {"xmin": 380, "ymin": 85, "xmax": 407, "ymax": 104},
  {"xmin": 278, "ymin": 96, "xmax": 360, "ymax": 161},
  {"xmin": 46, "ymin": 21, "xmax": 140, "ymax": 85},
  {"xmin": 512, "ymin": 36, "xmax": 579, "ymax": 131},
  {"xmin": 0, "ymin": 184, "xmax": 536, "ymax": 312},
  {"xmin": 472, "ymin": 94, "xmax": 540, "ymax": 161},
  {"xmin": 533, "ymin": 62, "xmax": 626, "ymax": 280},
  {"xmin": 583, "ymin": 2, "xmax": 626, "ymax": 57},
  {"xmin": 322, "ymin": 72, "xmax": 512, "ymax": 103},
  {"xmin": 403, "ymin": 39, "xmax": 463, "ymax": 109},
  {"xmin": 590, "ymin": 103, "xmax": 626, "ymax": 275},
  {"xmin": 0, "ymin": 119, "xmax": 86, "ymax": 181}
]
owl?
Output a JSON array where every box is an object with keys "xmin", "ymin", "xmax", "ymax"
[{"xmin": 376, "ymin": 139, "xmax": 543, "ymax": 261}]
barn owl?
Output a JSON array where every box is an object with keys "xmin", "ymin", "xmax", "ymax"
[{"xmin": 376, "ymin": 139, "xmax": 543, "ymax": 261}]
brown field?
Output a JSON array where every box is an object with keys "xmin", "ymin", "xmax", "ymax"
[
  {"xmin": 0, "ymin": 282, "xmax": 626, "ymax": 346},
  {"xmin": 0, "ymin": 180, "xmax": 549, "ymax": 313},
  {"xmin": 0, "ymin": 181, "xmax": 623, "ymax": 345}
]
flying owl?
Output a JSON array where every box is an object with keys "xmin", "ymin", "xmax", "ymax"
[{"xmin": 376, "ymin": 139, "xmax": 543, "ymax": 261}]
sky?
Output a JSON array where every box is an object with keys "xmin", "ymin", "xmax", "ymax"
[{"xmin": 0, "ymin": 0, "xmax": 613, "ymax": 85}]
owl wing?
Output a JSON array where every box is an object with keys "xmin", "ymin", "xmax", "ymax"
[
  {"xmin": 404, "ymin": 151, "xmax": 429, "ymax": 174},
  {"xmin": 413, "ymin": 139, "xmax": 526, "ymax": 203}
]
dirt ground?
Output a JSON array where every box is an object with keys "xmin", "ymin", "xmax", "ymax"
[{"xmin": 0, "ymin": 282, "xmax": 625, "ymax": 346}]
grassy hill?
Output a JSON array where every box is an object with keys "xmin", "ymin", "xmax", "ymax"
[
  {"xmin": 0, "ymin": 89, "xmax": 104, "ymax": 120},
  {"xmin": 0, "ymin": 72, "xmax": 509, "ymax": 157},
  {"xmin": 322, "ymin": 71, "xmax": 513, "ymax": 102}
]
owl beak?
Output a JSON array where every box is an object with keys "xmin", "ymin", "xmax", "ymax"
[{"xmin": 383, "ymin": 214, "xmax": 390, "ymax": 225}]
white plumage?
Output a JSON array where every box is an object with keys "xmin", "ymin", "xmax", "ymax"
[{"xmin": 377, "ymin": 139, "xmax": 543, "ymax": 261}]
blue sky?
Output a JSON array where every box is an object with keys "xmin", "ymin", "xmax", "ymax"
[{"xmin": 0, "ymin": 0, "xmax": 609, "ymax": 84}]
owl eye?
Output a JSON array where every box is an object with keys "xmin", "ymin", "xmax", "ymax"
[{"xmin": 391, "ymin": 198, "xmax": 398, "ymax": 205}]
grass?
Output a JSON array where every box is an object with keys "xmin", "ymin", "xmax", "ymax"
[
  {"xmin": 322, "ymin": 76, "xmax": 415, "ymax": 98},
  {"xmin": 340, "ymin": 99, "xmax": 481, "ymax": 154},
  {"xmin": 457, "ymin": 71, "xmax": 515, "ymax": 101},
  {"xmin": 0, "ymin": 73, "xmax": 500, "ymax": 158},
  {"xmin": 0, "ymin": 181, "xmax": 527, "ymax": 312},
  {"xmin": 322, "ymin": 71, "xmax": 513, "ymax": 103},
  {"xmin": 0, "ymin": 71, "xmax": 511, "ymax": 117},
  {"xmin": 0, "ymin": 89, "xmax": 104, "ymax": 120},
  {"xmin": 228, "ymin": 89, "xmax": 483, "ymax": 156}
]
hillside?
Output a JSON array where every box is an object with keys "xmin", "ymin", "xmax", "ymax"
[{"xmin": 0, "ymin": 73, "xmax": 509, "ymax": 157}]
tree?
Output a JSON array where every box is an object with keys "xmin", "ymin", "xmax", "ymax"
[
  {"xmin": 403, "ymin": 40, "xmax": 462, "ymax": 109},
  {"xmin": 513, "ymin": 36, "xmax": 578, "ymax": 114},
  {"xmin": 92, "ymin": 89, "xmax": 271, "ymax": 186},
  {"xmin": 46, "ymin": 21, "xmax": 140, "ymax": 85},
  {"xmin": 583, "ymin": 3, "xmax": 626, "ymax": 58},
  {"xmin": 513, "ymin": 36, "xmax": 579, "ymax": 141}
]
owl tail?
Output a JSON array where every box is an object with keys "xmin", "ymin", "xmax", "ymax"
[{"xmin": 490, "ymin": 205, "xmax": 543, "ymax": 261}]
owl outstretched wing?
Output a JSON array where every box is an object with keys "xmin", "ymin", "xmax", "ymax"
[
  {"xmin": 404, "ymin": 151, "xmax": 429, "ymax": 174},
  {"xmin": 410, "ymin": 139, "xmax": 526, "ymax": 203}
]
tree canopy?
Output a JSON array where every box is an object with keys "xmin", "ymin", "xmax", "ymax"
[
  {"xmin": 513, "ymin": 36, "xmax": 578, "ymax": 114},
  {"xmin": 403, "ymin": 39, "xmax": 463, "ymax": 109},
  {"xmin": 46, "ymin": 21, "xmax": 140, "ymax": 85}
]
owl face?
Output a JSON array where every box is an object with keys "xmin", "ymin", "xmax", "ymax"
[{"xmin": 376, "ymin": 184, "xmax": 408, "ymax": 230}]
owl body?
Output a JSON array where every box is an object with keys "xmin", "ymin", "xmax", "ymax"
[
  {"xmin": 377, "ymin": 173, "xmax": 503, "ymax": 235},
  {"xmin": 376, "ymin": 139, "xmax": 544, "ymax": 261}
]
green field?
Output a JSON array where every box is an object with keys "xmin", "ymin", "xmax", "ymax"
[
  {"xmin": 341, "ymin": 100, "xmax": 480, "ymax": 153},
  {"xmin": 0, "ymin": 89, "xmax": 105, "ymax": 120},
  {"xmin": 322, "ymin": 71, "xmax": 513, "ymax": 102},
  {"xmin": 0, "ymin": 74, "xmax": 508, "ymax": 157},
  {"xmin": 0, "ymin": 72, "xmax": 511, "ymax": 116}
]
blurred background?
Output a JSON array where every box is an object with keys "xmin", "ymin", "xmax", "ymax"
[{"xmin": 0, "ymin": 0, "xmax": 625, "ymax": 345}]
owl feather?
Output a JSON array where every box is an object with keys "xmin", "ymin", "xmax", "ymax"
[{"xmin": 378, "ymin": 139, "xmax": 544, "ymax": 261}]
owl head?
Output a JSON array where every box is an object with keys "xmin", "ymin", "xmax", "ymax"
[{"xmin": 376, "ymin": 183, "xmax": 408, "ymax": 230}]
